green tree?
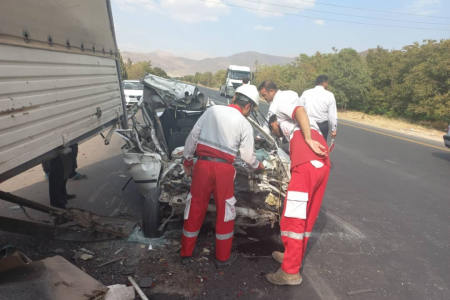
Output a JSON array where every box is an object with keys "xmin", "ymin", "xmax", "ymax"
[
  {"xmin": 127, "ymin": 61, "xmax": 153, "ymax": 80},
  {"xmin": 118, "ymin": 50, "xmax": 128, "ymax": 80}
]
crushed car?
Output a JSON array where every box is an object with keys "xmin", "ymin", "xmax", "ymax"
[{"xmin": 116, "ymin": 74, "xmax": 291, "ymax": 238}]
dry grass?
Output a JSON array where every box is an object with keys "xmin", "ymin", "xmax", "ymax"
[{"xmin": 339, "ymin": 110, "xmax": 447, "ymax": 142}]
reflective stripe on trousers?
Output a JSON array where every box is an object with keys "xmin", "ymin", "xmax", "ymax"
[
  {"xmin": 183, "ymin": 229, "xmax": 199, "ymax": 238},
  {"xmin": 216, "ymin": 231, "xmax": 234, "ymax": 240},
  {"xmin": 281, "ymin": 231, "xmax": 312, "ymax": 240}
]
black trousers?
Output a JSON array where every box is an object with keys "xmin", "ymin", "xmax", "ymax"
[
  {"xmin": 317, "ymin": 121, "xmax": 329, "ymax": 142},
  {"xmin": 48, "ymin": 156, "xmax": 68, "ymax": 209},
  {"xmin": 69, "ymin": 144, "xmax": 78, "ymax": 178}
]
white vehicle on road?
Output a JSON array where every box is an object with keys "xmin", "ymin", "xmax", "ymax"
[
  {"xmin": 123, "ymin": 80, "xmax": 144, "ymax": 108},
  {"xmin": 220, "ymin": 65, "xmax": 252, "ymax": 98}
]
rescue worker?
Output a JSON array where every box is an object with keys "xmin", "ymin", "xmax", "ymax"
[
  {"xmin": 299, "ymin": 75, "xmax": 338, "ymax": 141},
  {"xmin": 181, "ymin": 84, "xmax": 265, "ymax": 266},
  {"xmin": 258, "ymin": 80, "xmax": 301, "ymax": 133},
  {"xmin": 266, "ymin": 100, "xmax": 330, "ymax": 285}
]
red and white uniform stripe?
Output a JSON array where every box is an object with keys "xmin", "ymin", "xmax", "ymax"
[
  {"xmin": 275, "ymin": 102, "xmax": 331, "ymax": 274},
  {"xmin": 181, "ymin": 104, "xmax": 259, "ymax": 261}
]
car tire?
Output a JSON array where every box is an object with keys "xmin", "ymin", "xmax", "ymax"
[{"xmin": 143, "ymin": 187, "xmax": 167, "ymax": 238}]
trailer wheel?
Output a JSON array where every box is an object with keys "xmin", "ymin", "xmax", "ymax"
[{"xmin": 143, "ymin": 187, "xmax": 166, "ymax": 238}]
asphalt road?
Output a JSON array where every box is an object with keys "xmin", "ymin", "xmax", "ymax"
[
  {"xmin": 197, "ymin": 86, "xmax": 450, "ymax": 299},
  {"xmin": 1, "ymin": 86, "xmax": 449, "ymax": 299}
]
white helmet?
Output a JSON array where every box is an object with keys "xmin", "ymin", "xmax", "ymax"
[{"xmin": 235, "ymin": 84, "xmax": 260, "ymax": 107}]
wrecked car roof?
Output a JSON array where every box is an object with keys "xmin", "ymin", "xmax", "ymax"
[{"xmin": 142, "ymin": 74, "xmax": 204, "ymax": 110}]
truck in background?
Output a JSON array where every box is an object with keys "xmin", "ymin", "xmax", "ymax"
[{"xmin": 219, "ymin": 65, "xmax": 252, "ymax": 98}]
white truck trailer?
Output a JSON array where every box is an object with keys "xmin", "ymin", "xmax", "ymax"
[
  {"xmin": 0, "ymin": 0, "xmax": 128, "ymax": 183},
  {"xmin": 219, "ymin": 65, "xmax": 252, "ymax": 98}
]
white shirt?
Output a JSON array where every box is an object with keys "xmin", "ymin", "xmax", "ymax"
[
  {"xmin": 183, "ymin": 105, "xmax": 259, "ymax": 169},
  {"xmin": 299, "ymin": 86, "xmax": 338, "ymax": 131},
  {"xmin": 263, "ymin": 90, "xmax": 302, "ymax": 133},
  {"xmin": 275, "ymin": 103, "xmax": 324, "ymax": 168}
]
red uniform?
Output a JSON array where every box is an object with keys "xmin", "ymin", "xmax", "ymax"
[
  {"xmin": 181, "ymin": 104, "xmax": 260, "ymax": 261},
  {"xmin": 275, "ymin": 104, "xmax": 331, "ymax": 274}
]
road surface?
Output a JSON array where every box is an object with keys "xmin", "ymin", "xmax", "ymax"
[{"xmin": 1, "ymin": 85, "xmax": 449, "ymax": 299}]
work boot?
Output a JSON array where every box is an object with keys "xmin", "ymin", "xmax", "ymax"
[
  {"xmin": 66, "ymin": 194, "xmax": 76, "ymax": 200},
  {"xmin": 272, "ymin": 251, "xmax": 284, "ymax": 264},
  {"xmin": 69, "ymin": 172, "xmax": 88, "ymax": 180},
  {"xmin": 181, "ymin": 257, "xmax": 193, "ymax": 266},
  {"xmin": 266, "ymin": 268, "xmax": 303, "ymax": 286},
  {"xmin": 215, "ymin": 252, "xmax": 238, "ymax": 267}
]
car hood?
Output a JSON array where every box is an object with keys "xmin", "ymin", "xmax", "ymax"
[
  {"xmin": 142, "ymin": 74, "xmax": 205, "ymax": 111},
  {"xmin": 124, "ymin": 90, "xmax": 143, "ymax": 96}
]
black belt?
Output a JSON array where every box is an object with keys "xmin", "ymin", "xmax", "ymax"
[{"xmin": 200, "ymin": 156, "xmax": 232, "ymax": 164}]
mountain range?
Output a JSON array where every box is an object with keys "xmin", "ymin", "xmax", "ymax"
[{"xmin": 121, "ymin": 50, "xmax": 295, "ymax": 77}]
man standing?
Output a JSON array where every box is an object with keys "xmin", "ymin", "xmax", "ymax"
[
  {"xmin": 266, "ymin": 100, "xmax": 330, "ymax": 285},
  {"xmin": 258, "ymin": 80, "xmax": 301, "ymax": 133},
  {"xmin": 181, "ymin": 85, "xmax": 264, "ymax": 266},
  {"xmin": 300, "ymin": 75, "xmax": 337, "ymax": 141}
]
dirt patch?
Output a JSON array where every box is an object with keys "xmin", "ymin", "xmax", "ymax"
[{"xmin": 339, "ymin": 110, "xmax": 447, "ymax": 142}]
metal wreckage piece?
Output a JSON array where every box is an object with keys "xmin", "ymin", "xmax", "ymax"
[
  {"xmin": 118, "ymin": 74, "xmax": 291, "ymax": 229},
  {"xmin": 0, "ymin": 191, "xmax": 138, "ymax": 242}
]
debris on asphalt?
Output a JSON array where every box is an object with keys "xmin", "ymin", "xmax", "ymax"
[
  {"xmin": 118, "ymin": 174, "xmax": 127, "ymax": 178},
  {"xmin": 0, "ymin": 255, "xmax": 108, "ymax": 300},
  {"xmin": 80, "ymin": 253, "xmax": 94, "ymax": 261},
  {"xmin": 247, "ymin": 237, "xmax": 258, "ymax": 241},
  {"xmin": 148, "ymin": 245, "xmax": 153, "ymax": 250},
  {"xmin": 105, "ymin": 284, "xmax": 135, "ymax": 300},
  {"xmin": 0, "ymin": 251, "xmax": 32, "ymax": 272},
  {"xmin": 138, "ymin": 276, "xmax": 154, "ymax": 288},
  {"xmin": 241, "ymin": 254, "xmax": 272, "ymax": 259},
  {"xmin": 128, "ymin": 276, "xmax": 149, "ymax": 300},
  {"xmin": 53, "ymin": 248, "xmax": 64, "ymax": 254},
  {"xmin": 347, "ymin": 289, "xmax": 376, "ymax": 296},
  {"xmin": 95, "ymin": 256, "xmax": 125, "ymax": 268},
  {"xmin": 79, "ymin": 248, "xmax": 94, "ymax": 255},
  {"xmin": 8, "ymin": 205, "xmax": 20, "ymax": 211},
  {"xmin": 203, "ymin": 248, "xmax": 210, "ymax": 254},
  {"xmin": 114, "ymin": 247, "xmax": 124, "ymax": 255}
]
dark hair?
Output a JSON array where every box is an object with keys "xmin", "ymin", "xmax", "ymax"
[
  {"xmin": 234, "ymin": 93, "xmax": 254, "ymax": 110},
  {"xmin": 242, "ymin": 77, "xmax": 249, "ymax": 84},
  {"xmin": 258, "ymin": 80, "xmax": 277, "ymax": 92},
  {"xmin": 315, "ymin": 75, "xmax": 329, "ymax": 86},
  {"xmin": 268, "ymin": 114, "xmax": 278, "ymax": 132}
]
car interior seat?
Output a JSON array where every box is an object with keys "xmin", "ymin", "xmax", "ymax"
[{"xmin": 168, "ymin": 118, "xmax": 196, "ymax": 155}]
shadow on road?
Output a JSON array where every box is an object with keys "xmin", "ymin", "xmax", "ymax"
[
  {"xmin": 1, "ymin": 154, "xmax": 143, "ymax": 221},
  {"xmin": 432, "ymin": 152, "xmax": 450, "ymax": 162}
]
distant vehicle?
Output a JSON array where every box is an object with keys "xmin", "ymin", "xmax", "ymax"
[
  {"xmin": 444, "ymin": 125, "xmax": 450, "ymax": 148},
  {"xmin": 123, "ymin": 80, "xmax": 144, "ymax": 108},
  {"xmin": 219, "ymin": 65, "xmax": 252, "ymax": 98}
]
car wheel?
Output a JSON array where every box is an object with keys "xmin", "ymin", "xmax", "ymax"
[{"xmin": 143, "ymin": 187, "xmax": 167, "ymax": 238}]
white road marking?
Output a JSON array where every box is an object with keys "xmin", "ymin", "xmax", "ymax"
[
  {"xmin": 304, "ymin": 268, "xmax": 339, "ymax": 300},
  {"xmin": 385, "ymin": 159, "xmax": 397, "ymax": 164},
  {"xmin": 325, "ymin": 211, "xmax": 366, "ymax": 240}
]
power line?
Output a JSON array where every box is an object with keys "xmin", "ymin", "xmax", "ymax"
[
  {"xmin": 199, "ymin": 0, "xmax": 450, "ymax": 31},
  {"xmin": 238, "ymin": 0, "xmax": 450, "ymax": 26},
  {"xmin": 289, "ymin": 0, "xmax": 450, "ymax": 20}
]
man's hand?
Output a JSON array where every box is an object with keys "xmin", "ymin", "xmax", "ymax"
[
  {"xmin": 183, "ymin": 165, "xmax": 194, "ymax": 176},
  {"xmin": 331, "ymin": 130, "xmax": 337, "ymax": 138},
  {"xmin": 306, "ymin": 139, "xmax": 328, "ymax": 157}
]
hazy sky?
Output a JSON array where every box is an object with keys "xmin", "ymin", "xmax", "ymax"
[{"xmin": 111, "ymin": 0, "xmax": 450, "ymax": 59}]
